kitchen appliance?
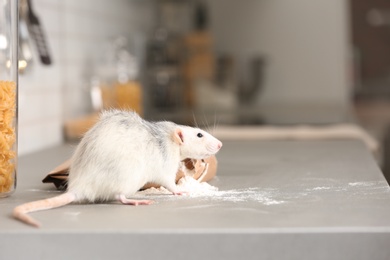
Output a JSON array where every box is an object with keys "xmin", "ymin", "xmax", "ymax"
[{"xmin": 26, "ymin": 0, "xmax": 51, "ymax": 65}]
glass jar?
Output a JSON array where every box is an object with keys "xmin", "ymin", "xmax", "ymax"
[{"xmin": 0, "ymin": 0, "xmax": 18, "ymax": 197}]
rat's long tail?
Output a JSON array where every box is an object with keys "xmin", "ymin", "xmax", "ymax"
[{"xmin": 12, "ymin": 192, "xmax": 76, "ymax": 228}]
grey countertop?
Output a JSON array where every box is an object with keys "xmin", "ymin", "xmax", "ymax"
[{"xmin": 1, "ymin": 140, "xmax": 390, "ymax": 260}]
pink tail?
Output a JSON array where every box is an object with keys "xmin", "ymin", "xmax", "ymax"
[{"xmin": 12, "ymin": 192, "xmax": 75, "ymax": 228}]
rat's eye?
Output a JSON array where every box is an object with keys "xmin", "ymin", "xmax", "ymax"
[{"xmin": 197, "ymin": 133, "xmax": 203, "ymax": 138}]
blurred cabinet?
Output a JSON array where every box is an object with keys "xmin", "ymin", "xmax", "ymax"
[{"xmin": 350, "ymin": 0, "xmax": 390, "ymax": 97}]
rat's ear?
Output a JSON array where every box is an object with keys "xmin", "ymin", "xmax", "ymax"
[{"xmin": 173, "ymin": 127, "xmax": 184, "ymax": 145}]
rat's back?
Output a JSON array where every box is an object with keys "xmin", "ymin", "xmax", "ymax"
[{"xmin": 68, "ymin": 110, "xmax": 156, "ymax": 201}]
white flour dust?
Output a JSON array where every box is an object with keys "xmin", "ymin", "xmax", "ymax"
[
  {"xmin": 348, "ymin": 182, "xmax": 376, "ymax": 187},
  {"xmin": 205, "ymin": 188, "xmax": 285, "ymax": 205},
  {"xmin": 306, "ymin": 186, "xmax": 331, "ymax": 191},
  {"xmin": 136, "ymin": 177, "xmax": 285, "ymax": 205},
  {"xmin": 136, "ymin": 179, "xmax": 390, "ymax": 206}
]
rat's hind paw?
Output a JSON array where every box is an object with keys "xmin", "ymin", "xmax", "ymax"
[{"xmin": 117, "ymin": 194, "xmax": 154, "ymax": 205}]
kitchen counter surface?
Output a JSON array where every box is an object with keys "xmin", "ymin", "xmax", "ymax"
[{"xmin": 1, "ymin": 140, "xmax": 390, "ymax": 259}]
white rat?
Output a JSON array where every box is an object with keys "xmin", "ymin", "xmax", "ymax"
[{"xmin": 13, "ymin": 110, "xmax": 222, "ymax": 227}]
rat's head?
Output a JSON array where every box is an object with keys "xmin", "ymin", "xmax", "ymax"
[{"xmin": 173, "ymin": 126, "xmax": 222, "ymax": 160}]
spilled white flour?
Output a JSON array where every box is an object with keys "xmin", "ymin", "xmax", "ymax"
[
  {"xmin": 137, "ymin": 176, "xmax": 218, "ymax": 196},
  {"xmin": 306, "ymin": 186, "xmax": 331, "ymax": 191},
  {"xmin": 348, "ymin": 182, "xmax": 376, "ymax": 187},
  {"xmin": 136, "ymin": 177, "xmax": 285, "ymax": 205},
  {"xmin": 135, "ymin": 178, "xmax": 390, "ymax": 206}
]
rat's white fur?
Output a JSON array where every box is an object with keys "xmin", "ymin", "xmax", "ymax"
[{"xmin": 13, "ymin": 110, "xmax": 222, "ymax": 227}]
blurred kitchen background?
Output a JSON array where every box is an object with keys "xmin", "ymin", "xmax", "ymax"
[{"xmin": 16, "ymin": 0, "xmax": 390, "ymax": 177}]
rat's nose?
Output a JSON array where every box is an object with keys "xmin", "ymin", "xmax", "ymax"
[{"xmin": 217, "ymin": 141, "xmax": 223, "ymax": 149}]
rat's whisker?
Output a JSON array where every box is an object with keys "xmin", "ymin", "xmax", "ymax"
[{"xmin": 192, "ymin": 111, "xmax": 199, "ymax": 128}]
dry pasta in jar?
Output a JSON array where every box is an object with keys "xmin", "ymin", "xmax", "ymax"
[{"xmin": 0, "ymin": 81, "xmax": 16, "ymax": 193}]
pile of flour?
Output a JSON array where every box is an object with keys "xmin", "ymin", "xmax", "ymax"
[{"xmin": 137, "ymin": 176, "xmax": 218, "ymax": 196}]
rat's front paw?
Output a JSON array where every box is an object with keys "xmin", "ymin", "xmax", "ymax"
[{"xmin": 164, "ymin": 182, "xmax": 189, "ymax": 196}]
